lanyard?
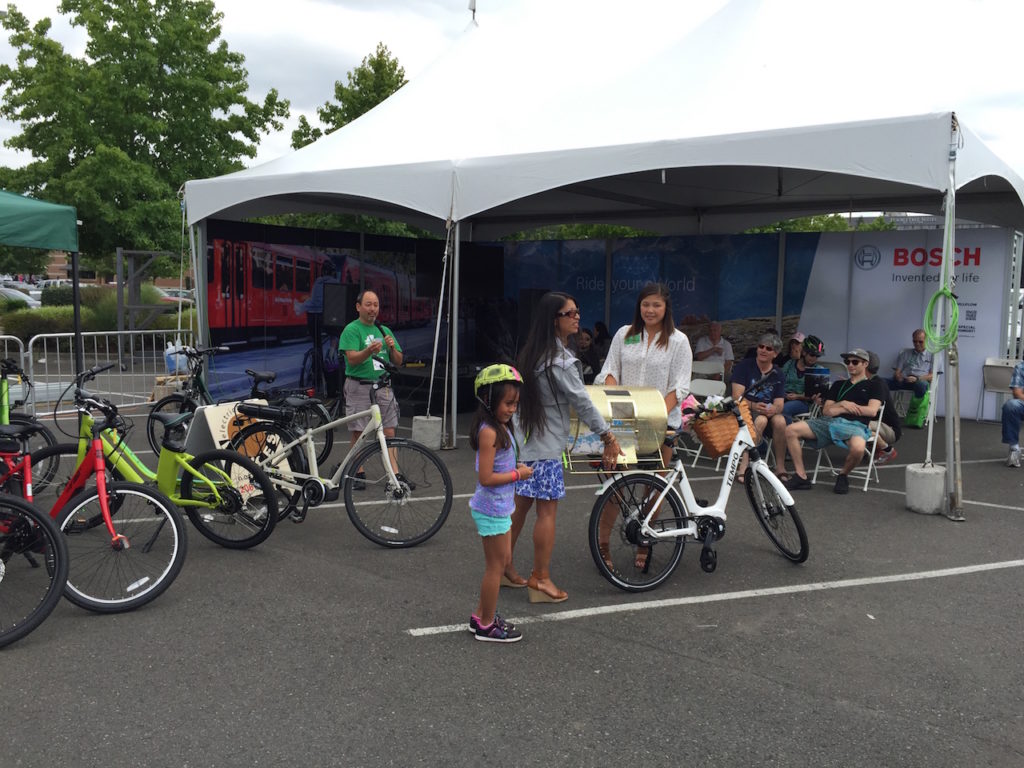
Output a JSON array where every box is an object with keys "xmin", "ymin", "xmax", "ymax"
[{"xmin": 835, "ymin": 379, "xmax": 858, "ymax": 402}]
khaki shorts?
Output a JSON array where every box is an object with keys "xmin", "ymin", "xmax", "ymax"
[
  {"xmin": 869, "ymin": 420, "xmax": 896, "ymax": 446},
  {"xmin": 343, "ymin": 377, "xmax": 399, "ymax": 431}
]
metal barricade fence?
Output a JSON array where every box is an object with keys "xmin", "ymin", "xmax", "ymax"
[
  {"xmin": 24, "ymin": 330, "xmax": 195, "ymax": 416},
  {"xmin": 0, "ymin": 335, "xmax": 28, "ymax": 408}
]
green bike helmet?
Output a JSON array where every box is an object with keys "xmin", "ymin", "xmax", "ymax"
[
  {"xmin": 474, "ymin": 363, "xmax": 523, "ymax": 396},
  {"xmin": 803, "ymin": 335, "xmax": 825, "ymax": 356}
]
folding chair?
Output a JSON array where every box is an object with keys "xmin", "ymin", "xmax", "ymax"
[
  {"xmin": 811, "ymin": 402, "xmax": 886, "ymax": 491},
  {"xmin": 976, "ymin": 357, "xmax": 1016, "ymax": 421},
  {"xmin": 691, "ymin": 359, "xmax": 725, "ymax": 381}
]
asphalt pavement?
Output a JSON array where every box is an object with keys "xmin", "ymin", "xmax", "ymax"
[{"xmin": 4, "ymin": 411, "xmax": 1023, "ymax": 768}]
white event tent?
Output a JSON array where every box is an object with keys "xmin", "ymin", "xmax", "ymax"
[{"xmin": 185, "ymin": 0, "xmax": 1024, "ymax": 511}]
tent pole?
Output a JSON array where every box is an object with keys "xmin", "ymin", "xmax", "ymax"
[
  {"xmin": 71, "ymin": 251, "xmax": 84, "ymax": 376},
  {"xmin": 942, "ymin": 117, "xmax": 964, "ymax": 521},
  {"xmin": 445, "ymin": 222, "xmax": 461, "ymax": 449}
]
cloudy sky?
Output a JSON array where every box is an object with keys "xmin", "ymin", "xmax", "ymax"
[{"xmin": 1, "ymin": 0, "xmax": 1024, "ymax": 177}]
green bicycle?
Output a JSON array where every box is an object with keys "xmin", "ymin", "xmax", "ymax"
[{"xmin": 31, "ymin": 383, "xmax": 280, "ymax": 550}]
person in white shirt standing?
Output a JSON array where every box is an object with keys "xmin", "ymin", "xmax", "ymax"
[{"xmin": 594, "ymin": 282, "xmax": 692, "ymax": 571}]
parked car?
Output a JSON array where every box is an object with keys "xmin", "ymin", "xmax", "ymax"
[
  {"xmin": 0, "ymin": 286, "xmax": 41, "ymax": 308},
  {"xmin": 154, "ymin": 287, "xmax": 195, "ymax": 305}
]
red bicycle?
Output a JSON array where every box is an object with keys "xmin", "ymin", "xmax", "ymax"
[{"xmin": 1, "ymin": 363, "xmax": 187, "ymax": 614}]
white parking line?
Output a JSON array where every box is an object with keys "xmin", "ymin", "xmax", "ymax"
[{"xmin": 405, "ymin": 558, "xmax": 1024, "ymax": 637}]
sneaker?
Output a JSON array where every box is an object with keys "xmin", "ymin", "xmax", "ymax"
[
  {"xmin": 474, "ymin": 619, "xmax": 522, "ymax": 643},
  {"xmin": 1007, "ymin": 448, "xmax": 1021, "ymax": 468},
  {"xmin": 785, "ymin": 474, "xmax": 813, "ymax": 491},
  {"xmin": 468, "ymin": 613, "xmax": 516, "ymax": 634},
  {"xmin": 875, "ymin": 447, "xmax": 898, "ymax": 466},
  {"xmin": 352, "ymin": 470, "xmax": 366, "ymax": 491},
  {"xmin": 834, "ymin": 474, "xmax": 849, "ymax": 494}
]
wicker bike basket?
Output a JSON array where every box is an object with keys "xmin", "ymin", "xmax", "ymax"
[{"xmin": 691, "ymin": 400, "xmax": 756, "ymax": 458}]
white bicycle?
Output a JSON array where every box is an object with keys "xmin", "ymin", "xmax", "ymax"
[{"xmin": 589, "ymin": 382, "xmax": 809, "ymax": 592}]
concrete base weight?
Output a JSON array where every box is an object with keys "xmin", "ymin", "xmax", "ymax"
[{"xmin": 905, "ymin": 463, "xmax": 946, "ymax": 515}]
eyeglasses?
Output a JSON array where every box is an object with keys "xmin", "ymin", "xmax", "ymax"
[
  {"xmin": 913, "ymin": 338, "xmax": 926, "ymax": 345},
  {"xmin": 556, "ymin": 309, "xmax": 581, "ymax": 319},
  {"xmin": 757, "ymin": 344, "xmax": 775, "ymax": 352}
]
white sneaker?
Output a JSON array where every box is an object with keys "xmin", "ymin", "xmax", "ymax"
[{"xmin": 1007, "ymin": 448, "xmax": 1021, "ymax": 468}]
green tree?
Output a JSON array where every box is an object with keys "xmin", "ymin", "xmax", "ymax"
[
  {"xmin": 0, "ymin": 245, "xmax": 49, "ymax": 276},
  {"xmin": 291, "ymin": 42, "xmax": 406, "ymax": 149},
  {"xmin": 745, "ymin": 213, "xmax": 896, "ymax": 233},
  {"xmin": 0, "ymin": 0, "xmax": 290, "ymax": 276}
]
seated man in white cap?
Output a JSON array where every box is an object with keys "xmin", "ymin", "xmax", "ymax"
[{"xmin": 783, "ymin": 348, "xmax": 884, "ymax": 495}]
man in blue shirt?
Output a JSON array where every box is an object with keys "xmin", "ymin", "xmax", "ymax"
[
  {"xmin": 1002, "ymin": 360, "xmax": 1024, "ymax": 467},
  {"xmin": 888, "ymin": 329, "xmax": 934, "ymax": 398},
  {"xmin": 730, "ymin": 333, "xmax": 785, "ymax": 480}
]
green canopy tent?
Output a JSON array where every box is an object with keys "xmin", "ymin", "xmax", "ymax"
[
  {"xmin": 0, "ymin": 189, "xmax": 78, "ymax": 252},
  {"xmin": 0, "ymin": 189, "xmax": 84, "ymax": 372}
]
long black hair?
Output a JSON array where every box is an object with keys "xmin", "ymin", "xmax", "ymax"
[
  {"xmin": 626, "ymin": 282, "xmax": 674, "ymax": 349},
  {"xmin": 468, "ymin": 380, "xmax": 520, "ymax": 452},
  {"xmin": 516, "ymin": 291, "xmax": 577, "ymax": 440}
]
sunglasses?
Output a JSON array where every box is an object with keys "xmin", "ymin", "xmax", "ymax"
[
  {"xmin": 844, "ymin": 358, "xmax": 865, "ymax": 366},
  {"xmin": 757, "ymin": 344, "xmax": 775, "ymax": 352},
  {"xmin": 556, "ymin": 309, "xmax": 581, "ymax": 319}
]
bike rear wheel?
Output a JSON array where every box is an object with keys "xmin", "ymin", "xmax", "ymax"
[
  {"xmin": 228, "ymin": 421, "xmax": 307, "ymax": 520},
  {"xmin": 57, "ymin": 483, "xmax": 187, "ymax": 613},
  {"xmin": 146, "ymin": 394, "xmax": 196, "ymax": 454},
  {"xmin": 343, "ymin": 438, "xmax": 452, "ymax": 548},
  {"xmin": 588, "ymin": 473, "xmax": 686, "ymax": 592},
  {"xmin": 180, "ymin": 449, "xmax": 279, "ymax": 549},
  {"xmin": 0, "ymin": 496, "xmax": 69, "ymax": 649},
  {"xmin": 744, "ymin": 465, "xmax": 809, "ymax": 563}
]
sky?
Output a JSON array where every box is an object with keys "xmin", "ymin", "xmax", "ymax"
[{"xmin": 1, "ymin": 0, "xmax": 1023, "ymax": 178}]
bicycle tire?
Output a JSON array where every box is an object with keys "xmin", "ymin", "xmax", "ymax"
[
  {"xmin": 28, "ymin": 443, "xmax": 126, "ymax": 501},
  {"xmin": 56, "ymin": 482, "xmax": 187, "ymax": 613},
  {"xmin": 299, "ymin": 347, "xmax": 324, "ymax": 394},
  {"xmin": 588, "ymin": 473, "xmax": 686, "ymax": 592},
  {"xmin": 0, "ymin": 495, "xmax": 69, "ymax": 649},
  {"xmin": 180, "ymin": 449, "xmax": 279, "ymax": 549},
  {"xmin": 6, "ymin": 414, "xmax": 59, "ymax": 488},
  {"xmin": 343, "ymin": 437, "xmax": 452, "ymax": 548},
  {"xmin": 228, "ymin": 421, "xmax": 307, "ymax": 520},
  {"xmin": 744, "ymin": 465, "xmax": 809, "ymax": 563},
  {"xmin": 146, "ymin": 394, "xmax": 196, "ymax": 455}
]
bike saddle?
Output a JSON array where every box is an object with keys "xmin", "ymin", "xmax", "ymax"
[{"xmin": 246, "ymin": 370, "xmax": 276, "ymax": 385}]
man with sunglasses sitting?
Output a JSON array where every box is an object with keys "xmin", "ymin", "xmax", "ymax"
[{"xmin": 783, "ymin": 348, "xmax": 884, "ymax": 494}]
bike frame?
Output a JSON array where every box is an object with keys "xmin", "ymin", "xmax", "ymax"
[
  {"xmin": 75, "ymin": 409, "xmax": 233, "ymax": 510},
  {"xmin": 48, "ymin": 430, "xmax": 125, "ymax": 547},
  {"xmin": 248, "ymin": 402, "xmax": 396, "ymax": 494},
  {"xmin": 594, "ymin": 402, "xmax": 795, "ymax": 542}
]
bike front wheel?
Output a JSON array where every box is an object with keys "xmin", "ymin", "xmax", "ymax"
[
  {"xmin": 146, "ymin": 394, "xmax": 196, "ymax": 454},
  {"xmin": 588, "ymin": 473, "xmax": 686, "ymax": 592},
  {"xmin": 343, "ymin": 438, "xmax": 452, "ymax": 548},
  {"xmin": 180, "ymin": 449, "xmax": 279, "ymax": 549},
  {"xmin": 57, "ymin": 483, "xmax": 188, "ymax": 613},
  {"xmin": 744, "ymin": 466, "xmax": 809, "ymax": 563},
  {"xmin": 0, "ymin": 496, "xmax": 69, "ymax": 649}
]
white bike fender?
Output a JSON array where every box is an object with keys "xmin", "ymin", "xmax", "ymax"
[
  {"xmin": 593, "ymin": 470, "xmax": 650, "ymax": 495},
  {"xmin": 753, "ymin": 464, "xmax": 795, "ymax": 505}
]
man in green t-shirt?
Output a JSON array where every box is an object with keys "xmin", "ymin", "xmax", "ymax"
[{"xmin": 339, "ymin": 290, "xmax": 404, "ymax": 465}]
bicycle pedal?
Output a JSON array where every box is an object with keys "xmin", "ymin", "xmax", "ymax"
[{"xmin": 289, "ymin": 508, "xmax": 308, "ymax": 524}]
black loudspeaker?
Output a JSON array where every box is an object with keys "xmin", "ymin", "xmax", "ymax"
[{"xmin": 322, "ymin": 283, "xmax": 359, "ymax": 329}]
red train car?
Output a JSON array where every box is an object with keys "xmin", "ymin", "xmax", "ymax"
[{"xmin": 207, "ymin": 239, "xmax": 427, "ymax": 344}]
